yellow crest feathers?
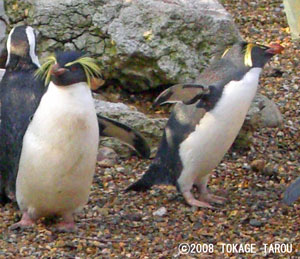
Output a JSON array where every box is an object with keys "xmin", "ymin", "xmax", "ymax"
[
  {"xmin": 244, "ymin": 43, "xmax": 255, "ymax": 67},
  {"xmin": 35, "ymin": 54, "xmax": 102, "ymax": 87},
  {"xmin": 65, "ymin": 56, "xmax": 102, "ymax": 87},
  {"xmin": 34, "ymin": 55, "xmax": 57, "ymax": 86},
  {"xmin": 221, "ymin": 47, "xmax": 230, "ymax": 58}
]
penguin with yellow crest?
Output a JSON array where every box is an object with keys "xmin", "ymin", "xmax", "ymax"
[
  {"xmin": 12, "ymin": 51, "xmax": 126, "ymax": 231},
  {"xmin": 127, "ymin": 42, "xmax": 284, "ymax": 208},
  {"xmin": 0, "ymin": 26, "xmax": 150, "ymax": 205}
]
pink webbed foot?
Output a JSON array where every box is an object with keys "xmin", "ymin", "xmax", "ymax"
[
  {"xmin": 10, "ymin": 212, "xmax": 35, "ymax": 230},
  {"xmin": 182, "ymin": 190, "xmax": 214, "ymax": 209},
  {"xmin": 54, "ymin": 214, "xmax": 77, "ymax": 232},
  {"xmin": 202, "ymin": 193, "xmax": 227, "ymax": 205}
]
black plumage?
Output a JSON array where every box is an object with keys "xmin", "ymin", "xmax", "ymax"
[
  {"xmin": 0, "ymin": 25, "xmax": 45, "ymax": 203},
  {"xmin": 0, "ymin": 28, "xmax": 150, "ymax": 204},
  {"xmin": 126, "ymin": 42, "xmax": 284, "ymax": 208}
]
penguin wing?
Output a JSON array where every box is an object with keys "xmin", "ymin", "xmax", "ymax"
[
  {"xmin": 97, "ymin": 114, "xmax": 151, "ymax": 158},
  {"xmin": 283, "ymin": 177, "xmax": 300, "ymax": 205},
  {"xmin": 153, "ymin": 84, "xmax": 209, "ymax": 107}
]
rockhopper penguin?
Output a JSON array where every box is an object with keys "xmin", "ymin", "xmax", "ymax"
[
  {"xmin": 0, "ymin": 25, "xmax": 45, "ymax": 203},
  {"xmin": 12, "ymin": 51, "xmax": 101, "ymax": 231},
  {"xmin": 0, "ymin": 26, "xmax": 150, "ymax": 204},
  {"xmin": 126, "ymin": 42, "xmax": 284, "ymax": 208}
]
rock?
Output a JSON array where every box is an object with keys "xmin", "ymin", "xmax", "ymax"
[
  {"xmin": 94, "ymin": 97, "xmax": 167, "ymax": 144},
  {"xmin": 250, "ymin": 159, "xmax": 266, "ymax": 172},
  {"xmin": 283, "ymin": 0, "xmax": 300, "ymax": 40},
  {"xmin": 153, "ymin": 207, "xmax": 167, "ymax": 217},
  {"xmin": 247, "ymin": 94, "xmax": 283, "ymax": 128},
  {"xmin": 95, "ymin": 97, "xmax": 167, "ymax": 157},
  {"xmin": 234, "ymin": 94, "xmax": 283, "ymax": 149},
  {"xmin": 0, "ymin": 1, "xmax": 7, "ymax": 40},
  {"xmin": 0, "ymin": 68, "xmax": 4, "ymax": 81},
  {"xmin": 0, "ymin": 0, "xmax": 7, "ymax": 68},
  {"xmin": 97, "ymin": 147, "xmax": 118, "ymax": 168},
  {"xmin": 242, "ymin": 163, "xmax": 251, "ymax": 170},
  {"xmin": 249, "ymin": 219, "xmax": 263, "ymax": 227},
  {"xmin": 5, "ymin": 0, "xmax": 241, "ymax": 92}
]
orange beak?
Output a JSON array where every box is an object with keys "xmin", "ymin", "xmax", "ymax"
[
  {"xmin": 266, "ymin": 43, "xmax": 284, "ymax": 54},
  {"xmin": 51, "ymin": 63, "xmax": 67, "ymax": 76}
]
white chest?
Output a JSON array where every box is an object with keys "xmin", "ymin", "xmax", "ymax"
[
  {"xmin": 16, "ymin": 82, "xmax": 99, "ymax": 216},
  {"xmin": 179, "ymin": 68, "xmax": 262, "ymax": 178}
]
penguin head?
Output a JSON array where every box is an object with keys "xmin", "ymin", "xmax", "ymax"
[
  {"xmin": 36, "ymin": 51, "xmax": 103, "ymax": 88},
  {"xmin": 50, "ymin": 51, "xmax": 87, "ymax": 87},
  {"xmin": 222, "ymin": 42, "xmax": 284, "ymax": 68},
  {"xmin": 5, "ymin": 25, "xmax": 40, "ymax": 69}
]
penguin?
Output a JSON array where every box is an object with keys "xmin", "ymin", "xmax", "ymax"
[
  {"xmin": 0, "ymin": 25, "xmax": 45, "ymax": 203},
  {"xmin": 0, "ymin": 26, "xmax": 150, "ymax": 204},
  {"xmin": 11, "ymin": 51, "xmax": 102, "ymax": 231},
  {"xmin": 126, "ymin": 42, "xmax": 284, "ymax": 208},
  {"xmin": 283, "ymin": 177, "xmax": 300, "ymax": 205}
]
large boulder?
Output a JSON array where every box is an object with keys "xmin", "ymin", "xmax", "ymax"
[
  {"xmin": 94, "ymin": 98, "xmax": 167, "ymax": 157},
  {"xmin": 284, "ymin": 0, "xmax": 300, "ymax": 40},
  {"xmin": 0, "ymin": 0, "xmax": 7, "ymax": 66},
  {"xmin": 4, "ymin": 0, "xmax": 241, "ymax": 92}
]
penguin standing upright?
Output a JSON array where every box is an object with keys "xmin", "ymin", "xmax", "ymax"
[
  {"xmin": 0, "ymin": 26, "xmax": 150, "ymax": 204},
  {"xmin": 0, "ymin": 25, "xmax": 45, "ymax": 203},
  {"xmin": 127, "ymin": 42, "xmax": 284, "ymax": 208},
  {"xmin": 12, "ymin": 51, "xmax": 100, "ymax": 231}
]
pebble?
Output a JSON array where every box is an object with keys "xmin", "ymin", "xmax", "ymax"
[
  {"xmin": 249, "ymin": 219, "xmax": 263, "ymax": 227},
  {"xmin": 250, "ymin": 159, "xmax": 265, "ymax": 172},
  {"xmin": 97, "ymin": 147, "xmax": 118, "ymax": 168},
  {"xmin": 242, "ymin": 163, "xmax": 251, "ymax": 170},
  {"xmin": 153, "ymin": 207, "xmax": 167, "ymax": 217}
]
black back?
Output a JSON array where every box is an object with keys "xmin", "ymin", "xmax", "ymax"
[
  {"xmin": 127, "ymin": 42, "xmax": 278, "ymax": 191},
  {"xmin": 0, "ymin": 26, "xmax": 46, "ymax": 203}
]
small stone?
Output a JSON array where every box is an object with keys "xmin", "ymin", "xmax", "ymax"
[
  {"xmin": 153, "ymin": 207, "xmax": 167, "ymax": 217},
  {"xmin": 263, "ymin": 165, "xmax": 277, "ymax": 177},
  {"xmin": 97, "ymin": 147, "xmax": 118, "ymax": 168},
  {"xmin": 277, "ymin": 131, "xmax": 284, "ymax": 137},
  {"xmin": 251, "ymin": 159, "xmax": 266, "ymax": 172},
  {"xmin": 242, "ymin": 163, "xmax": 251, "ymax": 170},
  {"xmin": 249, "ymin": 219, "xmax": 263, "ymax": 227}
]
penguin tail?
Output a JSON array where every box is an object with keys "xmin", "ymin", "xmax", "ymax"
[
  {"xmin": 125, "ymin": 178, "xmax": 152, "ymax": 192},
  {"xmin": 126, "ymin": 164, "xmax": 164, "ymax": 192}
]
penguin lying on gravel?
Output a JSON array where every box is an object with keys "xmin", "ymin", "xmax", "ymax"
[
  {"xmin": 127, "ymin": 42, "xmax": 284, "ymax": 208},
  {"xmin": 283, "ymin": 177, "xmax": 300, "ymax": 205},
  {"xmin": 0, "ymin": 25, "xmax": 150, "ymax": 204},
  {"xmin": 0, "ymin": 25, "xmax": 45, "ymax": 204},
  {"xmin": 11, "ymin": 51, "xmax": 101, "ymax": 231}
]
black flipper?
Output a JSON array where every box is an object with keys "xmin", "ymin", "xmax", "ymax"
[
  {"xmin": 97, "ymin": 114, "xmax": 151, "ymax": 158},
  {"xmin": 283, "ymin": 177, "xmax": 300, "ymax": 205},
  {"xmin": 153, "ymin": 83, "xmax": 209, "ymax": 107}
]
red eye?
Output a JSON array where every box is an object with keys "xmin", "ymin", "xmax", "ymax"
[{"xmin": 70, "ymin": 66, "xmax": 78, "ymax": 71}]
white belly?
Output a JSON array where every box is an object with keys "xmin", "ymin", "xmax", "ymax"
[
  {"xmin": 16, "ymin": 82, "xmax": 99, "ymax": 217},
  {"xmin": 178, "ymin": 68, "xmax": 261, "ymax": 184}
]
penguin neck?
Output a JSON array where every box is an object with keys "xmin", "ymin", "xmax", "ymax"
[
  {"xmin": 6, "ymin": 54, "xmax": 38, "ymax": 71},
  {"xmin": 47, "ymin": 81, "xmax": 92, "ymax": 101}
]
